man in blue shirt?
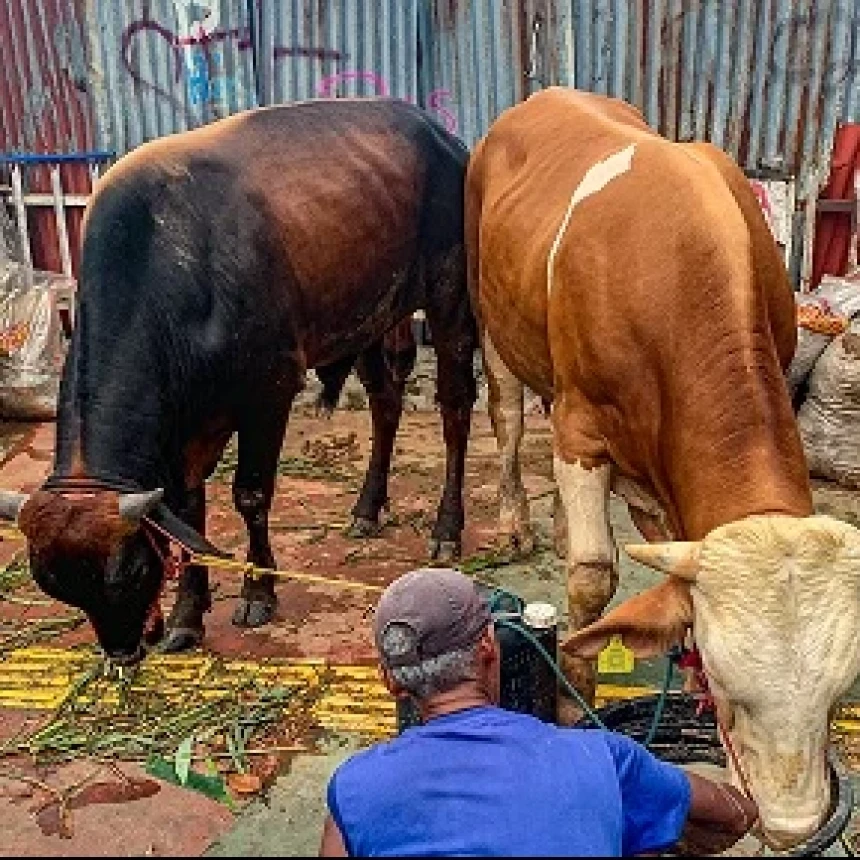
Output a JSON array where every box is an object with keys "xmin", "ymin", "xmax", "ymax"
[{"xmin": 320, "ymin": 567, "xmax": 758, "ymax": 857}]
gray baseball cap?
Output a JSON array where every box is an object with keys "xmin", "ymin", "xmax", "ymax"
[{"xmin": 373, "ymin": 567, "xmax": 492, "ymax": 668}]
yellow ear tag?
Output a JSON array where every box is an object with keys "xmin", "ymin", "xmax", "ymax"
[{"xmin": 597, "ymin": 635, "xmax": 635, "ymax": 675}]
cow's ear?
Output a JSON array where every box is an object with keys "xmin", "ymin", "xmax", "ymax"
[{"xmin": 561, "ymin": 578, "xmax": 693, "ymax": 659}]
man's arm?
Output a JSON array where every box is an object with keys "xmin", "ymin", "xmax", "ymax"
[
  {"xmin": 670, "ymin": 773, "xmax": 759, "ymax": 856},
  {"xmin": 601, "ymin": 730, "xmax": 759, "ymax": 856},
  {"xmin": 319, "ymin": 813, "xmax": 348, "ymax": 857}
]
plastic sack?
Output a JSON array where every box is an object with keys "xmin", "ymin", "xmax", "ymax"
[
  {"xmin": 798, "ymin": 321, "xmax": 860, "ymax": 488},
  {"xmin": 788, "ymin": 326, "xmax": 835, "ymax": 399},
  {"xmin": 788, "ymin": 276, "xmax": 860, "ymax": 399},
  {"xmin": 0, "ymin": 266, "xmax": 67, "ymax": 420},
  {"xmin": 816, "ymin": 274, "xmax": 860, "ymax": 318}
]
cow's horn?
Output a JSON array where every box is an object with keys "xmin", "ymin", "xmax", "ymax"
[
  {"xmin": 118, "ymin": 489, "xmax": 165, "ymax": 523},
  {"xmin": 625, "ymin": 541, "xmax": 700, "ymax": 581},
  {"xmin": 0, "ymin": 491, "xmax": 29, "ymax": 523}
]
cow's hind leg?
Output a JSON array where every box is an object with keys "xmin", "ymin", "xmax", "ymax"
[
  {"xmin": 483, "ymin": 332, "xmax": 534, "ymax": 555},
  {"xmin": 231, "ymin": 395, "xmax": 294, "ymax": 628},
  {"xmin": 424, "ymin": 250, "xmax": 479, "ymax": 562},
  {"xmin": 348, "ymin": 336, "xmax": 414, "ymax": 537},
  {"xmin": 161, "ymin": 486, "xmax": 211, "ymax": 652},
  {"xmin": 552, "ymin": 397, "xmax": 618, "ymax": 726}
]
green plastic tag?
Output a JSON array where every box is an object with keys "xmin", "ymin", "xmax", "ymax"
[{"xmin": 597, "ymin": 635, "xmax": 635, "ymax": 675}]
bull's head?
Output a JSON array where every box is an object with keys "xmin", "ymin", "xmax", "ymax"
[
  {"xmin": 563, "ymin": 514, "xmax": 860, "ymax": 849},
  {"xmin": 0, "ymin": 488, "xmax": 224, "ymax": 665}
]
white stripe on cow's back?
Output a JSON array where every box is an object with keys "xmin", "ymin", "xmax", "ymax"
[{"xmin": 546, "ymin": 144, "xmax": 637, "ymax": 296}]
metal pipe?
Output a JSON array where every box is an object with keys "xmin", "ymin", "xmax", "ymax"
[
  {"xmin": 49, "ymin": 165, "xmax": 73, "ymax": 278},
  {"xmin": 9, "ymin": 164, "xmax": 33, "ymax": 288}
]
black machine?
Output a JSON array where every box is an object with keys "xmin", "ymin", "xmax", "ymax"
[{"xmin": 396, "ymin": 585, "xmax": 559, "ymax": 733}]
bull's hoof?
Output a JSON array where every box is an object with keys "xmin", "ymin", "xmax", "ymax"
[
  {"xmin": 161, "ymin": 596, "xmax": 208, "ymax": 653},
  {"xmin": 346, "ymin": 516, "xmax": 381, "ymax": 539},
  {"xmin": 142, "ymin": 615, "xmax": 165, "ymax": 648},
  {"xmin": 231, "ymin": 596, "xmax": 277, "ymax": 628},
  {"xmin": 428, "ymin": 537, "xmax": 462, "ymax": 564},
  {"xmin": 159, "ymin": 626, "xmax": 204, "ymax": 653}
]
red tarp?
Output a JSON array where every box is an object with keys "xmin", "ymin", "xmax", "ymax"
[{"xmin": 811, "ymin": 123, "xmax": 860, "ymax": 291}]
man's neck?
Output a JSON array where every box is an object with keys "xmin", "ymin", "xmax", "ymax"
[{"xmin": 417, "ymin": 682, "xmax": 494, "ymax": 723}]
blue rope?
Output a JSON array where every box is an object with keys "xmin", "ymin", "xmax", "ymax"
[{"xmin": 644, "ymin": 654, "xmax": 675, "ymax": 747}]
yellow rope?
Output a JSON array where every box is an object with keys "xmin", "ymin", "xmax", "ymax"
[
  {"xmin": 0, "ymin": 525, "xmax": 384, "ymax": 594},
  {"xmin": 190, "ymin": 553, "xmax": 384, "ymax": 593}
]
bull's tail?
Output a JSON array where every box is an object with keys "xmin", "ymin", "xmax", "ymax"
[
  {"xmin": 313, "ymin": 317, "xmax": 417, "ymax": 415},
  {"xmin": 314, "ymin": 355, "xmax": 355, "ymax": 416}
]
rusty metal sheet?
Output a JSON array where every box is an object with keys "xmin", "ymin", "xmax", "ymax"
[{"xmin": 0, "ymin": 0, "xmax": 98, "ymax": 274}]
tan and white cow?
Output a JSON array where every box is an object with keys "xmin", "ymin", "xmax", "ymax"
[{"xmin": 465, "ymin": 86, "xmax": 860, "ymax": 848}]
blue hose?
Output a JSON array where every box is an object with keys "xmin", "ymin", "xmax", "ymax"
[{"xmin": 488, "ymin": 586, "xmax": 676, "ymax": 744}]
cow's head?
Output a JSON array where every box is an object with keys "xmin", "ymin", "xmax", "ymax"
[
  {"xmin": 563, "ymin": 514, "xmax": 860, "ymax": 849},
  {"xmin": 0, "ymin": 488, "xmax": 223, "ymax": 665}
]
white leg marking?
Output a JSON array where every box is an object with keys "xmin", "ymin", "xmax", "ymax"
[
  {"xmin": 546, "ymin": 144, "xmax": 637, "ymax": 296},
  {"xmin": 483, "ymin": 334, "xmax": 528, "ymax": 533},
  {"xmin": 553, "ymin": 455, "xmax": 614, "ymax": 564}
]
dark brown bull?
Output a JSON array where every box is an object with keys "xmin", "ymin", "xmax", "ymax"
[{"xmin": 0, "ymin": 99, "xmax": 477, "ymax": 661}]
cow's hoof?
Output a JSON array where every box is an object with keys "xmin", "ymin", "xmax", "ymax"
[
  {"xmin": 232, "ymin": 596, "xmax": 276, "ymax": 628},
  {"xmin": 428, "ymin": 538, "xmax": 462, "ymax": 564},
  {"xmin": 346, "ymin": 516, "xmax": 381, "ymax": 538},
  {"xmin": 159, "ymin": 626, "xmax": 204, "ymax": 653}
]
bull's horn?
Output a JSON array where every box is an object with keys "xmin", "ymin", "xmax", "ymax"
[
  {"xmin": 625, "ymin": 541, "xmax": 701, "ymax": 581},
  {"xmin": 150, "ymin": 503, "xmax": 232, "ymax": 559},
  {"xmin": 0, "ymin": 491, "xmax": 29, "ymax": 523},
  {"xmin": 118, "ymin": 489, "xmax": 165, "ymax": 523}
]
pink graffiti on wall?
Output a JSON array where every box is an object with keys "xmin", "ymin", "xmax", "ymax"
[
  {"xmin": 317, "ymin": 72, "xmax": 458, "ymax": 136},
  {"xmin": 749, "ymin": 180, "xmax": 776, "ymax": 234}
]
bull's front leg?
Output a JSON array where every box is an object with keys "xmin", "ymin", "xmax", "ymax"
[
  {"xmin": 231, "ymin": 393, "xmax": 294, "ymax": 628},
  {"xmin": 483, "ymin": 333, "xmax": 534, "ymax": 555},
  {"xmin": 161, "ymin": 485, "xmax": 212, "ymax": 652},
  {"xmin": 552, "ymin": 400, "xmax": 618, "ymax": 726}
]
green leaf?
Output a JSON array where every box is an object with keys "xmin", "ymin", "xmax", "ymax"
[
  {"xmin": 174, "ymin": 736, "xmax": 194, "ymax": 786},
  {"xmin": 145, "ymin": 754, "xmax": 236, "ymax": 811}
]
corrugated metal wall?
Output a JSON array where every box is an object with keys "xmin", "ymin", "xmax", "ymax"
[
  {"xmin": 85, "ymin": 0, "xmax": 258, "ymax": 157},
  {"xmin": 81, "ymin": 0, "xmax": 421, "ymax": 154},
  {"xmin": 419, "ymin": 0, "xmax": 860, "ymax": 199},
  {"xmin": 549, "ymin": 0, "xmax": 860, "ymax": 200},
  {"xmin": 258, "ymin": 0, "xmax": 419, "ymax": 106},
  {"xmin": 3, "ymin": 0, "xmax": 856, "ymax": 191},
  {"xmin": 1, "ymin": 0, "xmax": 858, "ymax": 278},
  {"xmin": 419, "ymin": 0, "xmax": 528, "ymax": 148}
]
